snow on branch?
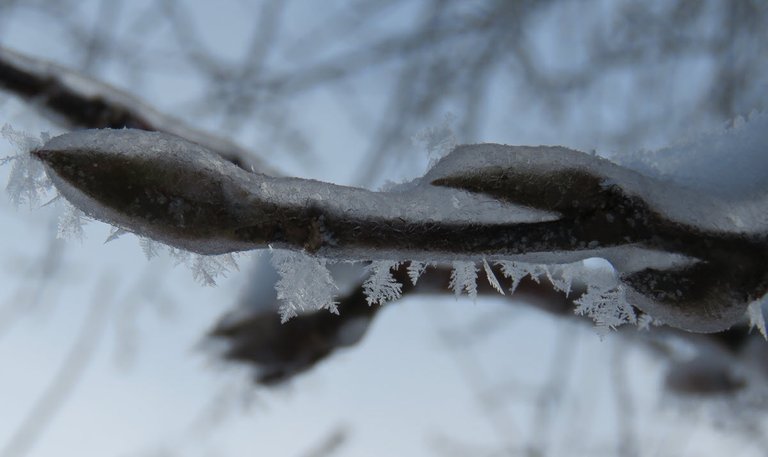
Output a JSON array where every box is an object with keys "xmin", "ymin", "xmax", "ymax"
[{"xmin": 17, "ymin": 127, "xmax": 768, "ymax": 333}]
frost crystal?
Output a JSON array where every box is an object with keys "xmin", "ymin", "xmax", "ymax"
[
  {"xmin": 407, "ymin": 261, "xmax": 429, "ymax": 286},
  {"xmin": 747, "ymin": 299, "xmax": 767, "ymax": 340},
  {"xmin": 139, "ymin": 238, "xmax": 162, "ymax": 260},
  {"xmin": 545, "ymin": 264, "xmax": 577, "ymax": 297},
  {"xmin": 56, "ymin": 201, "xmax": 87, "ymax": 241},
  {"xmin": 363, "ymin": 261, "xmax": 402, "ymax": 305},
  {"xmin": 449, "ymin": 261, "xmax": 478, "ymax": 299},
  {"xmin": 497, "ymin": 261, "xmax": 547, "ymax": 294},
  {"xmin": 414, "ymin": 113, "xmax": 457, "ymax": 167},
  {"xmin": 271, "ymin": 249, "xmax": 338, "ymax": 322},
  {"xmin": 482, "ymin": 259, "xmax": 505, "ymax": 295},
  {"xmin": 163, "ymin": 246, "xmax": 237, "ymax": 286},
  {"xmin": 189, "ymin": 253, "xmax": 239, "ymax": 287},
  {"xmin": 2, "ymin": 125, "xmax": 52, "ymax": 208},
  {"xmin": 574, "ymin": 284, "xmax": 636, "ymax": 336},
  {"xmin": 136, "ymin": 237, "xmax": 237, "ymax": 286},
  {"xmin": 104, "ymin": 227, "xmax": 128, "ymax": 243}
]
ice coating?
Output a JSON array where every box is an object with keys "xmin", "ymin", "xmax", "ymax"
[
  {"xmin": 33, "ymin": 129, "xmax": 557, "ymax": 258},
  {"xmin": 427, "ymin": 143, "xmax": 762, "ymax": 234}
]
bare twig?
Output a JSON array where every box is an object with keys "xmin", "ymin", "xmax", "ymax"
[{"xmin": 0, "ymin": 46, "xmax": 276, "ymax": 174}]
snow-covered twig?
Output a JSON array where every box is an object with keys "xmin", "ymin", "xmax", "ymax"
[{"xmin": 30, "ymin": 128, "xmax": 768, "ymax": 332}]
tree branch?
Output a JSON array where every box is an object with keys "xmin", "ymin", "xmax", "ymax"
[
  {"xmin": 0, "ymin": 46, "xmax": 277, "ymax": 174},
  {"xmin": 31, "ymin": 128, "xmax": 768, "ymax": 332}
]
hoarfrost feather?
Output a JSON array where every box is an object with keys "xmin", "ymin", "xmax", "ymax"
[
  {"xmin": 545, "ymin": 264, "xmax": 577, "ymax": 297},
  {"xmin": 190, "ymin": 254, "xmax": 238, "ymax": 287},
  {"xmin": 363, "ymin": 261, "xmax": 402, "ymax": 305},
  {"xmin": 104, "ymin": 227, "xmax": 128, "ymax": 243},
  {"xmin": 449, "ymin": 261, "xmax": 478, "ymax": 299},
  {"xmin": 407, "ymin": 261, "xmax": 428, "ymax": 286},
  {"xmin": 139, "ymin": 238, "xmax": 161, "ymax": 260},
  {"xmin": 271, "ymin": 249, "xmax": 338, "ymax": 322},
  {"xmin": 497, "ymin": 261, "xmax": 546, "ymax": 294},
  {"xmin": 574, "ymin": 284, "xmax": 636, "ymax": 336},
  {"xmin": 56, "ymin": 201, "xmax": 87, "ymax": 241},
  {"xmin": 2, "ymin": 125, "xmax": 52, "ymax": 208},
  {"xmin": 482, "ymin": 258, "xmax": 505, "ymax": 295},
  {"xmin": 136, "ymin": 237, "xmax": 237, "ymax": 286}
]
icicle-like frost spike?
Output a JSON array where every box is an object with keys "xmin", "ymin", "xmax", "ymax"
[
  {"xmin": 105, "ymin": 227, "xmax": 128, "ymax": 243},
  {"xmin": 271, "ymin": 249, "xmax": 338, "ymax": 322},
  {"xmin": 747, "ymin": 300, "xmax": 767, "ymax": 340},
  {"xmin": 482, "ymin": 259, "xmax": 505, "ymax": 295},
  {"xmin": 545, "ymin": 264, "xmax": 576, "ymax": 297},
  {"xmin": 497, "ymin": 261, "xmax": 545, "ymax": 294},
  {"xmin": 56, "ymin": 201, "xmax": 87, "ymax": 241},
  {"xmin": 363, "ymin": 261, "xmax": 402, "ymax": 305},
  {"xmin": 407, "ymin": 261, "xmax": 428, "ymax": 286},
  {"xmin": 168, "ymin": 247, "xmax": 192, "ymax": 266},
  {"xmin": 137, "ymin": 237, "xmax": 238, "ymax": 286},
  {"xmin": 139, "ymin": 238, "xmax": 161, "ymax": 260},
  {"xmin": 574, "ymin": 284, "xmax": 636, "ymax": 336},
  {"xmin": 449, "ymin": 261, "xmax": 478, "ymax": 299}
]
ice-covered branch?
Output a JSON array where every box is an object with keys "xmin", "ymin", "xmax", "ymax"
[{"xmin": 30, "ymin": 128, "xmax": 768, "ymax": 332}]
